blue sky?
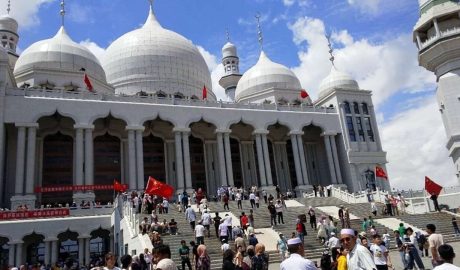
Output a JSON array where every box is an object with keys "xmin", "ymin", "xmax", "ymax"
[{"xmin": 4, "ymin": 0, "xmax": 458, "ymax": 190}]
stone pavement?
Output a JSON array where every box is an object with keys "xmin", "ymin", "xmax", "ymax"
[{"xmin": 268, "ymin": 240, "xmax": 460, "ymax": 269}]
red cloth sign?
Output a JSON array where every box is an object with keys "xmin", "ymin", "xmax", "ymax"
[
  {"xmin": 145, "ymin": 176, "xmax": 175, "ymax": 198},
  {"xmin": 35, "ymin": 184, "xmax": 128, "ymax": 193},
  {"xmin": 0, "ymin": 208, "xmax": 70, "ymax": 220},
  {"xmin": 114, "ymin": 180, "xmax": 127, "ymax": 192},
  {"xmin": 300, "ymin": 89, "xmax": 309, "ymax": 99},
  {"xmin": 425, "ymin": 176, "xmax": 443, "ymax": 196},
  {"xmin": 375, "ymin": 166, "xmax": 388, "ymax": 180}
]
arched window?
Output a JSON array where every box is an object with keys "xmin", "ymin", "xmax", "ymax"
[
  {"xmin": 1, "ymin": 36, "xmax": 6, "ymax": 39},
  {"xmin": 190, "ymin": 95, "xmax": 199, "ymax": 100},
  {"xmin": 344, "ymin": 102, "xmax": 351, "ymax": 114},
  {"xmin": 156, "ymin": 91, "xmax": 166, "ymax": 98},
  {"xmin": 277, "ymin": 98, "xmax": 288, "ymax": 105},
  {"xmin": 173, "ymin": 93, "xmax": 184, "ymax": 99},
  {"xmin": 346, "ymin": 116, "xmax": 356, "ymax": 141},
  {"xmin": 353, "ymin": 102, "xmax": 360, "ymax": 114},
  {"xmin": 362, "ymin": 103, "xmax": 369, "ymax": 115}
]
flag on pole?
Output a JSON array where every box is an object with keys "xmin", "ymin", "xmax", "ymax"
[
  {"xmin": 80, "ymin": 68, "xmax": 94, "ymax": 92},
  {"xmin": 113, "ymin": 179, "xmax": 127, "ymax": 192},
  {"xmin": 145, "ymin": 176, "xmax": 175, "ymax": 198},
  {"xmin": 202, "ymin": 85, "xmax": 208, "ymax": 100},
  {"xmin": 375, "ymin": 166, "xmax": 388, "ymax": 180},
  {"xmin": 300, "ymin": 89, "xmax": 309, "ymax": 99},
  {"xmin": 425, "ymin": 176, "xmax": 443, "ymax": 196}
]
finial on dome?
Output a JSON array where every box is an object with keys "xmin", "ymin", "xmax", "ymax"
[
  {"xmin": 148, "ymin": 0, "xmax": 154, "ymax": 9},
  {"xmin": 255, "ymin": 13, "xmax": 263, "ymax": 51},
  {"xmin": 6, "ymin": 0, "xmax": 11, "ymax": 14},
  {"xmin": 226, "ymin": 28, "xmax": 230, "ymax": 42},
  {"xmin": 60, "ymin": 0, "xmax": 66, "ymax": 26},
  {"xmin": 326, "ymin": 34, "xmax": 335, "ymax": 67}
]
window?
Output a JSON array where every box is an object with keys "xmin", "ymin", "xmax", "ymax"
[
  {"xmin": 362, "ymin": 103, "xmax": 369, "ymax": 115},
  {"xmin": 353, "ymin": 102, "xmax": 360, "ymax": 114},
  {"xmin": 346, "ymin": 116, "xmax": 356, "ymax": 141},
  {"xmin": 173, "ymin": 93, "xmax": 184, "ymax": 99},
  {"xmin": 356, "ymin": 117, "xmax": 365, "ymax": 141},
  {"xmin": 344, "ymin": 102, "xmax": 351, "ymax": 114},
  {"xmin": 156, "ymin": 91, "xmax": 166, "ymax": 98},
  {"xmin": 364, "ymin": 117, "xmax": 375, "ymax": 142}
]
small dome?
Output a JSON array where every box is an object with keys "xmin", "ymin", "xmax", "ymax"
[
  {"xmin": 102, "ymin": 6, "xmax": 213, "ymax": 99},
  {"xmin": 0, "ymin": 14, "xmax": 18, "ymax": 34},
  {"xmin": 222, "ymin": 42, "xmax": 237, "ymax": 58},
  {"xmin": 318, "ymin": 67, "xmax": 359, "ymax": 98},
  {"xmin": 14, "ymin": 26, "xmax": 106, "ymax": 82},
  {"xmin": 235, "ymin": 51, "xmax": 301, "ymax": 102}
]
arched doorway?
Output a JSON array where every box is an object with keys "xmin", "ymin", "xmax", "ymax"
[
  {"xmin": 58, "ymin": 230, "xmax": 78, "ymax": 263},
  {"xmin": 229, "ymin": 121, "xmax": 257, "ymax": 188},
  {"xmin": 42, "ymin": 132, "xmax": 73, "ymax": 205},
  {"xmin": 302, "ymin": 125, "xmax": 329, "ymax": 186},
  {"xmin": 230, "ymin": 138, "xmax": 242, "ymax": 188},
  {"xmin": 0, "ymin": 237, "xmax": 9, "ymax": 269},
  {"xmin": 89, "ymin": 228, "xmax": 110, "ymax": 264},
  {"xmin": 267, "ymin": 123, "xmax": 291, "ymax": 192},
  {"xmin": 93, "ymin": 134, "xmax": 121, "ymax": 203},
  {"xmin": 23, "ymin": 233, "xmax": 45, "ymax": 265}
]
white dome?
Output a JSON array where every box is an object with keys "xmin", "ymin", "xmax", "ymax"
[
  {"xmin": 102, "ymin": 7, "xmax": 213, "ymax": 99},
  {"xmin": 318, "ymin": 67, "xmax": 359, "ymax": 98},
  {"xmin": 222, "ymin": 42, "xmax": 237, "ymax": 58},
  {"xmin": 235, "ymin": 51, "xmax": 301, "ymax": 102},
  {"xmin": 14, "ymin": 26, "xmax": 106, "ymax": 82},
  {"xmin": 0, "ymin": 14, "xmax": 18, "ymax": 34}
]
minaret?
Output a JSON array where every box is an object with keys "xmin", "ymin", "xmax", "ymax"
[
  {"xmin": 414, "ymin": 0, "xmax": 460, "ymax": 183},
  {"xmin": 218, "ymin": 30, "xmax": 242, "ymax": 101},
  {"xmin": 0, "ymin": 0, "xmax": 19, "ymax": 69}
]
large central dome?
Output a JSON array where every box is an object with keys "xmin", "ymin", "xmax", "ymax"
[{"xmin": 103, "ymin": 6, "xmax": 214, "ymax": 100}]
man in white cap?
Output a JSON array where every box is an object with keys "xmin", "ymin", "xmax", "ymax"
[
  {"xmin": 280, "ymin": 237, "xmax": 317, "ymax": 270},
  {"xmin": 327, "ymin": 232, "xmax": 340, "ymax": 262},
  {"xmin": 340, "ymin": 228, "xmax": 376, "ymax": 270}
]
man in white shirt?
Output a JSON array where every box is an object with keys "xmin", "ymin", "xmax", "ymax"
[
  {"xmin": 194, "ymin": 221, "xmax": 205, "ymax": 245},
  {"xmin": 236, "ymin": 191, "xmax": 242, "ymax": 209},
  {"xmin": 280, "ymin": 238, "xmax": 317, "ymax": 270},
  {"xmin": 219, "ymin": 220, "xmax": 229, "ymax": 242},
  {"xmin": 434, "ymin": 244, "xmax": 460, "ymax": 270},
  {"xmin": 221, "ymin": 239, "xmax": 230, "ymax": 254},
  {"xmin": 185, "ymin": 205, "xmax": 196, "ymax": 230},
  {"xmin": 201, "ymin": 210, "xmax": 212, "ymax": 237},
  {"xmin": 249, "ymin": 192, "xmax": 256, "ymax": 209},
  {"xmin": 275, "ymin": 200, "xmax": 284, "ymax": 224},
  {"xmin": 370, "ymin": 234, "xmax": 391, "ymax": 270},
  {"xmin": 327, "ymin": 232, "xmax": 340, "ymax": 262},
  {"xmin": 427, "ymin": 223, "xmax": 445, "ymax": 267},
  {"xmin": 340, "ymin": 228, "xmax": 377, "ymax": 270}
]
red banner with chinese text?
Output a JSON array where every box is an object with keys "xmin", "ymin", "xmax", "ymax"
[
  {"xmin": 0, "ymin": 208, "xmax": 70, "ymax": 220},
  {"xmin": 34, "ymin": 184, "xmax": 128, "ymax": 193}
]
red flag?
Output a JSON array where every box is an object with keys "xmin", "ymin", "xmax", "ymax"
[
  {"xmin": 300, "ymin": 89, "xmax": 309, "ymax": 99},
  {"xmin": 84, "ymin": 73, "xmax": 93, "ymax": 92},
  {"xmin": 113, "ymin": 179, "xmax": 127, "ymax": 192},
  {"xmin": 202, "ymin": 85, "xmax": 207, "ymax": 100},
  {"xmin": 425, "ymin": 176, "xmax": 443, "ymax": 196},
  {"xmin": 145, "ymin": 176, "xmax": 174, "ymax": 198},
  {"xmin": 375, "ymin": 166, "xmax": 388, "ymax": 180}
]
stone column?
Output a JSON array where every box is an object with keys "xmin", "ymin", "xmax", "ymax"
[
  {"xmin": 216, "ymin": 132, "xmax": 227, "ymax": 186},
  {"xmin": 182, "ymin": 131, "xmax": 192, "ymax": 190},
  {"xmin": 434, "ymin": 18, "xmax": 440, "ymax": 37},
  {"xmin": 74, "ymin": 128, "xmax": 84, "ymax": 186},
  {"xmin": 261, "ymin": 133, "xmax": 273, "ymax": 186},
  {"xmin": 369, "ymin": 105, "xmax": 383, "ymax": 150},
  {"xmin": 25, "ymin": 125, "xmax": 38, "ymax": 194},
  {"xmin": 50, "ymin": 239, "xmax": 58, "ymax": 265},
  {"xmin": 44, "ymin": 240, "xmax": 51, "ymax": 266},
  {"xmin": 127, "ymin": 130, "xmax": 137, "ymax": 190},
  {"xmin": 296, "ymin": 134, "xmax": 310, "ymax": 185},
  {"xmin": 223, "ymin": 132, "xmax": 234, "ymax": 187},
  {"xmin": 15, "ymin": 242, "xmax": 22, "ymax": 266},
  {"xmin": 8, "ymin": 243, "xmax": 15, "ymax": 267},
  {"xmin": 254, "ymin": 134, "xmax": 267, "ymax": 187},
  {"xmin": 339, "ymin": 104, "xmax": 351, "ymax": 150},
  {"xmin": 289, "ymin": 133, "xmax": 303, "ymax": 186},
  {"xmin": 329, "ymin": 135, "xmax": 343, "ymax": 184},
  {"xmin": 135, "ymin": 129, "xmax": 145, "ymax": 190},
  {"xmin": 323, "ymin": 134, "xmax": 338, "ymax": 184},
  {"xmin": 174, "ymin": 131, "xmax": 184, "ymax": 192},
  {"xmin": 84, "ymin": 238, "xmax": 90, "ymax": 266},
  {"xmin": 15, "ymin": 126, "xmax": 26, "ymax": 195},
  {"xmin": 78, "ymin": 238, "xmax": 84, "ymax": 266},
  {"xmin": 84, "ymin": 128, "xmax": 94, "ymax": 186}
]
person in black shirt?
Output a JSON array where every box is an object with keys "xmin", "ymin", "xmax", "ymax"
[
  {"xmin": 268, "ymin": 202, "xmax": 277, "ymax": 227},
  {"xmin": 178, "ymin": 240, "xmax": 192, "ymax": 270},
  {"xmin": 213, "ymin": 212, "xmax": 222, "ymax": 238},
  {"xmin": 222, "ymin": 249, "xmax": 235, "ymax": 270}
]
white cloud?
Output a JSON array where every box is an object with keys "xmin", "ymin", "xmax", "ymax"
[
  {"xmin": 197, "ymin": 46, "xmax": 227, "ymax": 101},
  {"xmin": 282, "ymin": 0, "xmax": 311, "ymax": 7},
  {"xmin": 79, "ymin": 39, "xmax": 105, "ymax": 62},
  {"xmin": 288, "ymin": 16, "xmax": 436, "ymax": 107},
  {"xmin": 0, "ymin": 0, "xmax": 54, "ymax": 29},
  {"xmin": 381, "ymin": 97, "xmax": 457, "ymax": 190},
  {"xmin": 347, "ymin": 0, "xmax": 381, "ymax": 15}
]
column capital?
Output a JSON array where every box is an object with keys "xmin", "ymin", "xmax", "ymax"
[
  {"xmin": 252, "ymin": 129, "xmax": 269, "ymax": 135},
  {"xmin": 125, "ymin": 125, "xmax": 145, "ymax": 131},
  {"xmin": 215, "ymin": 129, "xmax": 232, "ymax": 134},
  {"xmin": 8, "ymin": 240, "xmax": 24, "ymax": 245},
  {"xmin": 74, "ymin": 124, "xmax": 94, "ymax": 129},
  {"xmin": 288, "ymin": 130, "xmax": 303, "ymax": 136},
  {"xmin": 15, "ymin": 123, "xmax": 39, "ymax": 128},
  {"xmin": 321, "ymin": 131, "xmax": 338, "ymax": 137},
  {"xmin": 172, "ymin": 127, "xmax": 191, "ymax": 133}
]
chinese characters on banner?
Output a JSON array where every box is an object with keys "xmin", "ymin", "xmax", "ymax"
[
  {"xmin": 34, "ymin": 184, "xmax": 128, "ymax": 193},
  {"xmin": 0, "ymin": 209, "xmax": 70, "ymax": 220}
]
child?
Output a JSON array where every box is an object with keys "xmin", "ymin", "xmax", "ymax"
[
  {"xmin": 370, "ymin": 234, "xmax": 391, "ymax": 270},
  {"xmin": 382, "ymin": 229, "xmax": 391, "ymax": 249},
  {"xmin": 336, "ymin": 247, "xmax": 348, "ymax": 270}
]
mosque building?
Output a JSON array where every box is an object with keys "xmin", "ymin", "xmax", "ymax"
[{"xmin": 0, "ymin": 0, "xmax": 389, "ymax": 266}]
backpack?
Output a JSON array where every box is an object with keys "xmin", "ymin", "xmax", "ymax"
[{"xmin": 251, "ymin": 254, "xmax": 268, "ymax": 270}]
